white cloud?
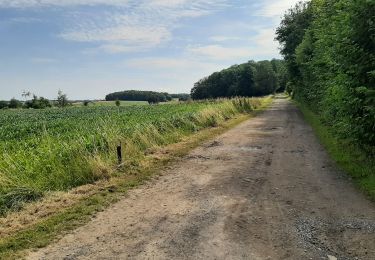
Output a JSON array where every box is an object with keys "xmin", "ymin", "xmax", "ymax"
[
  {"xmin": 0, "ymin": 0, "xmax": 130, "ymax": 8},
  {"xmin": 147, "ymin": 0, "xmax": 188, "ymax": 7},
  {"xmin": 122, "ymin": 57, "xmax": 225, "ymax": 92},
  {"xmin": 0, "ymin": 0, "xmax": 229, "ymax": 52},
  {"xmin": 188, "ymin": 26, "xmax": 282, "ymax": 62},
  {"xmin": 0, "ymin": 0, "xmax": 232, "ymax": 55},
  {"xmin": 93, "ymin": 44, "xmax": 144, "ymax": 54},
  {"xmin": 209, "ymin": 36, "xmax": 241, "ymax": 42},
  {"xmin": 0, "ymin": 0, "xmax": 229, "ymax": 9},
  {"xmin": 251, "ymin": 28, "xmax": 280, "ymax": 57},
  {"xmin": 187, "ymin": 45, "xmax": 253, "ymax": 61},
  {"xmin": 60, "ymin": 26, "xmax": 171, "ymax": 44},
  {"xmin": 125, "ymin": 57, "xmax": 218, "ymax": 71},
  {"xmin": 257, "ymin": 0, "xmax": 303, "ymax": 18},
  {"xmin": 50, "ymin": 0, "xmax": 229, "ymax": 52}
]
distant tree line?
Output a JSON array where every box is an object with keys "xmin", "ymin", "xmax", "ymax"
[
  {"xmin": 105, "ymin": 90, "xmax": 190, "ymax": 104},
  {"xmin": 0, "ymin": 90, "xmax": 70, "ymax": 109},
  {"xmin": 190, "ymin": 59, "xmax": 287, "ymax": 100},
  {"xmin": 170, "ymin": 93, "xmax": 191, "ymax": 101},
  {"xmin": 106, "ymin": 90, "xmax": 171, "ymax": 104},
  {"xmin": 276, "ymin": 0, "xmax": 375, "ymax": 147}
]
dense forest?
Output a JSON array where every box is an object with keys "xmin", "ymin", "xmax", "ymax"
[
  {"xmin": 190, "ymin": 59, "xmax": 287, "ymax": 100},
  {"xmin": 106, "ymin": 90, "xmax": 172, "ymax": 103},
  {"xmin": 276, "ymin": 0, "xmax": 374, "ymax": 149},
  {"xmin": 106, "ymin": 90, "xmax": 191, "ymax": 103}
]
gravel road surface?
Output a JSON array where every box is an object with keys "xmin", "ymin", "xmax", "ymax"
[{"xmin": 28, "ymin": 97, "xmax": 375, "ymax": 260}]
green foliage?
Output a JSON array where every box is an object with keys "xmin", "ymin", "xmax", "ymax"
[
  {"xmin": 191, "ymin": 60, "xmax": 287, "ymax": 100},
  {"xmin": 106, "ymin": 90, "xmax": 170, "ymax": 103},
  {"xmin": 296, "ymin": 101, "xmax": 375, "ymax": 200},
  {"xmin": 0, "ymin": 98, "xmax": 266, "ymax": 215},
  {"xmin": 0, "ymin": 187, "xmax": 43, "ymax": 216},
  {"xmin": 115, "ymin": 99, "xmax": 121, "ymax": 107},
  {"xmin": 8, "ymin": 98, "xmax": 22, "ymax": 109},
  {"xmin": 276, "ymin": 1, "xmax": 313, "ymax": 61},
  {"xmin": 79, "ymin": 100, "xmax": 148, "ymax": 107},
  {"xmin": 253, "ymin": 61, "xmax": 278, "ymax": 95},
  {"xmin": 56, "ymin": 90, "xmax": 69, "ymax": 108},
  {"xmin": 0, "ymin": 190, "xmax": 118, "ymax": 259},
  {"xmin": 276, "ymin": 0, "xmax": 375, "ymax": 149},
  {"xmin": 147, "ymin": 95, "xmax": 161, "ymax": 104},
  {"xmin": 271, "ymin": 59, "xmax": 289, "ymax": 92},
  {"xmin": 170, "ymin": 93, "xmax": 191, "ymax": 101},
  {"xmin": 163, "ymin": 92, "xmax": 173, "ymax": 101},
  {"xmin": 0, "ymin": 101, "xmax": 8, "ymax": 109},
  {"xmin": 276, "ymin": 0, "xmax": 313, "ymax": 97},
  {"xmin": 24, "ymin": 95, "xmax": 52, "ymax": 109}
]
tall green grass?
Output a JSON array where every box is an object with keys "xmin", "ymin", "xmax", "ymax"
[
  {"xmin": 0, "ymin": 98, "xmax": 266, "ymax": 215},
  {"xmin": 296, "ymin": 101, "xmax": 375, "ymax": 200}
]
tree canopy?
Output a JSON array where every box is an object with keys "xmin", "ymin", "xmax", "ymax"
[
  {"xmin": 105, "ymin": 90, "xmax": 173, "ymax": 104},
  {"xmin": 191, "ymin": 59, "xmax": 287, "ymax": 100},
  {"xmin": 24, "ymin": 95, "xmax": 52, "ymax": 109},
  {"xmin": 276, "ymin": 0, "xmax": 375, "ymax": 148},
  {"xmin": 170, "ymin": 93, "xmax": 191, "ymax": 101}
]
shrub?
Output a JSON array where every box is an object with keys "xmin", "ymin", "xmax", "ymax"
[
  {"xmin": 8, "ymin": 98, "xmax": 22, "ymax": 109},
  {"xmin": 0, "ymin": 101, "xmax": 8, "ymax": 109}
]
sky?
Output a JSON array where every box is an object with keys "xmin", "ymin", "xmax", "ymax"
[{"xmin": 0, "ymin": 0, "xmax": 300, "ymax": 100}]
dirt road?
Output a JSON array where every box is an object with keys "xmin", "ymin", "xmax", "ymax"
[{"xmin": 28, "ymin": 98, "xmax": 375, "ymax": 260}]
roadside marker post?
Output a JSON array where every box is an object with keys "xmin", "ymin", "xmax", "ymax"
[{"xmin": 117, "ymin": 143, "xmax": 122, "ymax": 164}]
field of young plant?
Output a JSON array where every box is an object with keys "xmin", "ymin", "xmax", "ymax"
[{"xmin": 0, "ymin": 98, "xmax": 266, "ymax": 215}]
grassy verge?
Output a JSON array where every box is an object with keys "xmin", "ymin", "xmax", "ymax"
[
  {"xmin": 295, "ymin": 101, "xmax": 375, "ymax": 200},
  {"xmin": 0, "ymin": 97, "xmax": 272, "ymax": 259}
]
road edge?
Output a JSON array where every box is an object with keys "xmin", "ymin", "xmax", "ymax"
[{"xmin": 294, "ymin": 99, "xmax": 375, "ymax": 201}]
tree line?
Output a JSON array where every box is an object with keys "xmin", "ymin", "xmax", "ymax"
[
  {"xmin": 170, "ymin": 93, "xmax": 191, "ymax": 101},
  {"xmin": 0, "ymin": 90, "xmax": 69, "ymax": 109},
  {"xmin": 105, "ymin": 90, "xmax": 190, "ymax": 104},
  {"xmin": 190, "ymin": 59, "xmax": 287, "ymax": 100},
  {"xmin": 276, "ymin": 0, "xmax": 374, "ymax": 148}
]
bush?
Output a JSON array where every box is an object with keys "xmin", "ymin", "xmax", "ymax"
[
  {"xmin": 0, "ymin": 101, "xmax": 8, "ymax": 109},
  {"xmin": 8, "ymin": 98, "xmax": 22, "ymax": 109},
  {"xmin": 276, "ymin": 0, "xmax": 375, "ymax": 148},
  {"xmin": 57, "ymin": 90, "xmax": 69, "ymax": 108},
  {"xmin": 171, "ymin": 93, "xmax": 191, "ymax": 101},
  {"xmin": 147, "ymin": 96, "xmax": 160, "ymax": 104},
  {"xmin": 24, "ymin": 95, "xmax": 51, "ymax": 109}
]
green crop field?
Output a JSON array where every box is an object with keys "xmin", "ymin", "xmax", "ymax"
[
  {"xmin": 0, "ymin": 98, "xmax": 266, "ymax": 215},
  {"xmin": 72, "ymin": 100, "xmax": 149, "ymax": 107}
]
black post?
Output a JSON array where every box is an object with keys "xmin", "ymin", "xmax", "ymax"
[{"xmin": 117, "ymin": 143, "xmax": 122, "ymax": 164}]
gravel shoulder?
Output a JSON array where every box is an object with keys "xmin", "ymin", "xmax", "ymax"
[{"xmin": 28, "ymin": 97, "xmax": 375, "ymax": 260}]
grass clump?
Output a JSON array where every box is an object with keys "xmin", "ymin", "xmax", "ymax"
[{"xmin": 0, "ymin": 187, "xmax": 43, "ymax": 216}]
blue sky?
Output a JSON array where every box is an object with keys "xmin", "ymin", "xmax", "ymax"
[{"xmin": 0, "ymin": 0, "xmax": 299, "ymax": 100}]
